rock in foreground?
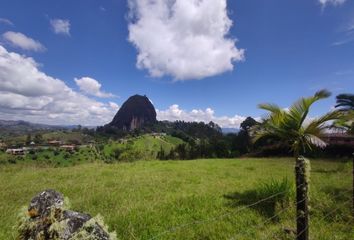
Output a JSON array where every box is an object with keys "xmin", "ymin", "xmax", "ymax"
[{"xmin": 17, "ymin": 189, "xmax": 116, "ymax": 240}]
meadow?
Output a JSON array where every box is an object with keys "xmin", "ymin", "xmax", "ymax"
[{"xmin": 0, "ymin": 158, "xmax": 352, "ymax": 239}]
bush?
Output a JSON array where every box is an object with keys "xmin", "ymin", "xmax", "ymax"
[
  {"xmin": 8, "ymin": 158, "xmax": 16, "ymax": 164},
  {"xmin": 118, "ymin": 150, "xmax": 142, "ymax": 162},
  {"xmin": 257, "ymin": 177, "xmax": 293, "ymax": 208},
  {"xmin": 112, "ymin": 148, "xmax": 122, "ymax": 159}
]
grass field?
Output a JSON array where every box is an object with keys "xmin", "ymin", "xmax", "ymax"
[{"xmin": 0, "ymin": 158, "xmax": 352, "ymax": 239}]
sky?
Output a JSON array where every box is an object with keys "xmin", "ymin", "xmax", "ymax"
[{"xmin": 0, "ymin": 0, "xmax": 353, "ymax": 128}]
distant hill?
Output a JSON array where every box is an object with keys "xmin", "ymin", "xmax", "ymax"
[
  {"xmin": 106, "ymin": 95, "xmax": 157, "ymax": 131},
  {"xmin": 0, "ymin": 120, "xmax": 78, "ymax": 137},
  {"xmin": 222, "ymin": 128, "xmax": 240, "ymax": 134}
]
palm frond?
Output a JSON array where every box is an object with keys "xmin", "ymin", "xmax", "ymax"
[
  {"xmin": 258, "ymin": 103, "xmax": 283, "ymax": 114},
  {"xmin": 305, "ymin": 134, "xmax": 327, "ymax": 149},
  {"xmin": 335, "ymin": 93, "xmax": 354, "ymax": 111},
  {"xmin": 286, "ymin": 89, "xmax": 331, "ymax": 131},
  {"xmin": 254, "ymin": 89, "xmax": 340, "ymax": 156},
  {"xmin": 305, "ymin": 110, "xmax": 344, "ymax": 130},
  {"xmin": 314, "ymin": 89, "xmax": 331, "ymax": 99}
]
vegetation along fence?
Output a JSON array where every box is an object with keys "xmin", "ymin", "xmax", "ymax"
[{"xmin": 146, "ymin": 157, "xmax": 353, "ymax": 240}]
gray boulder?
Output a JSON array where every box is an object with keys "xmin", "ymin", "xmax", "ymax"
[{"xmin": 17, "ymin": 189, "xmax": 116, "ymax": 240}]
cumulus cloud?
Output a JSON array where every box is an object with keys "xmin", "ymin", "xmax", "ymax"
[
  {"xmin": 2, "ymin": 31, "xmax": 45, "ymax": 52},
  {"xmin": 0, "ymin": 18, "xmax": 13, "ymax": 26},
  {"xmin": 319, "ymin": 0, "xmax": 346, "ymax": 7},
  {"xmin": 0, "ymin": 45, "xmax": 116, "ymax": 125},
  {"xmin": 127, "ymin": 0, "xmax": 244, "ymax": 80},
  {"xmin": 157, "ymin": 104, "xmax": 250, "ymax": 128},
  {"xmin": 50, "ymin": 19, "xmax": 70, "ymax": 35},
  {"xmin": 74, "ymin": 77, "xmax": 115, "ymax": 98}
]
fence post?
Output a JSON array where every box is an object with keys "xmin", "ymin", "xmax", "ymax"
[
  {"xmin": 295, "ymin": 156, "xmax": 310, "ymax": 240},
  {"xmin": 352, "ymin": 152, "xmax": 354, "ymax": 218}
]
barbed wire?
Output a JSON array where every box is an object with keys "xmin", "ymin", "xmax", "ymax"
[
  {"xmin": 148, "ymin": 183, "xmax": 306, "ymax": 240},
  {"xmin": 147, "ymin": 165, "xmax": 352, "ymax": 240},
  {"xmin": 228, "ymin": 195, "xmax": 307, "ymax": 240},
  {"xmin": 262, "ymin": 188, "xmax": 353, "ymax": 240},
  {"xmin": 295, "ymin": 197, "xmax": 352, "ymax": 238}
]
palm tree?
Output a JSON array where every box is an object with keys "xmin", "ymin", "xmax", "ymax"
[
  {"xmin": 253, "ymin": 89, "xmax": 343, "ymax": 157},
  {"xmin": 334, "ymin": 93, "xmax": 354, "ymax": 134},
  {"xmin": 336, "ymin": 93, "xmax": 354, "ymax": 111},
  {"xmin": 252, "ymin": 89, "xmax": 343, "ymax": 240}
]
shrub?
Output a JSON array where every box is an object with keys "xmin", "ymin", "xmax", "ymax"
[
  {"xmin": 257, "ymin": 177, "xmax": 293, "ymax": 208},
  {"xmin": 112, "ymin": 148, "xmax": 122, "ymax": 159},
  {"xmin": 8, "ymin": 158, "xmax": 16, "ymax": 164}
]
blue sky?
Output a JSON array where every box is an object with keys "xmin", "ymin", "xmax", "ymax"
[{"xmin": 0, "ymin": 0, "xmax": 353, "ymax": 127}]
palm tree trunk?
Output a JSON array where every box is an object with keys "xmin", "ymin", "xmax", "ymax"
[{"xmin": 295, "ymin": 156, "xmax": 309, "ymax": 240}]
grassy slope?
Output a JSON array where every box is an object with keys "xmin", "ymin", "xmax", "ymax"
[
  {"xmin": 42, "ymin": 131, "xmax": 93, "ymax": 142},
  {"xmin": 103, "ymin": 135, "xmax": 184, "ymax": 159},
  {"xmin": 0, "ymin": 158, "xmax": 352, "ymax": 239}
]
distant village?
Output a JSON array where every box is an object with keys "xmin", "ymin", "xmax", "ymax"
[
  {"xmin": 0, "ymin": 132, "xmax": 170, "ymax": 156},
  {"xmin": 0, "ymin": 138, "xmax": 95, "ymax": 156}
]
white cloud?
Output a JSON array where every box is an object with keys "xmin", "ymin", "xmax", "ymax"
[
  {"xmin": 0, "ymin": 45, "xmax": 116, "ymax": 125},
  {"xmin": 332, "ymin": 37, "xmax": 354, "ymax": 46},
  {"xmin": 0, "ymin": 18, "xmax": 13, "ymax": 26},
  {"xmin": 157, "ymin": 104, "xmax": 250, "ymax": 128},
  {"xmin": 109, "ymin": 102, "xmax": 119, "ymax": 110},
  {"xmin": 333, "ymin": 19, "xmax": 354, "ymax": 46},
  {"xmin": 74, "ymin": 77, "xmax": 115, "ymax": 98},
  {"xmin": 127, "ymin": 0, "xmax": 244, "ymax": 80},
  {"xmin": 50, "ymin": 19, "xmax": 70, "ymax": 35},
  {"xmin": 2, "ymin": 31, "xmax": 45, "ymax": 52},
  {"xmin": 319, "ymin": 0, "xmax": 347, "ymax": 7}
]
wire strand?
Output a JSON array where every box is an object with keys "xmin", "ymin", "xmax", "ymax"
[
  {"xmin": 228, "ymin": 196, "xmax": 307, "ymax": 240},
  {"xmin": 149, "ymin": 183, "xmax": 306, "ymax": 240},
  {"xmin": 262, "ymin": 188, "xmax": 353, "ymax": 240}
]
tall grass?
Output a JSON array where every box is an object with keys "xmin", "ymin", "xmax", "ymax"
[{"xmin": 257, "ymin": 177, "xmax": 293, "ymax": 207}]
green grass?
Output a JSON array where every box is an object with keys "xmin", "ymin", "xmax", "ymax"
[{"xmin": 0, "ymin": 158, "xmax": 352, "ymax": 239}]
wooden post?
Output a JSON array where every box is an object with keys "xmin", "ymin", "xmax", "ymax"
[
  {"xmin": 295, "ymin": 156, "xmax": 310, "ymax": 240},
  {"xmin": 352, "ymin": 152, "xmax": 354, "ymax": 218}
]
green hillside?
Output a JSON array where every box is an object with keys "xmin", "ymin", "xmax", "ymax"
[
  {"xmin": 102, "ymin": 134, "xmax": 184, "ymax": 162},
  {"xmin": 3, "ymin": 130, "xmax": 94, "ymax": 146},
  {"xmin": 0, "ymin": 146, "xmax": 98, "ymax": 167}
]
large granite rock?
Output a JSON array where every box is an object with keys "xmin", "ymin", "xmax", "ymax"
[
  {"xmin": 107, "ymin": 94, "xmax": 157, "ymax": 131},
  {"xmin": 17, "ymin": 189, "xmax": 116, "ymax": 240}
]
